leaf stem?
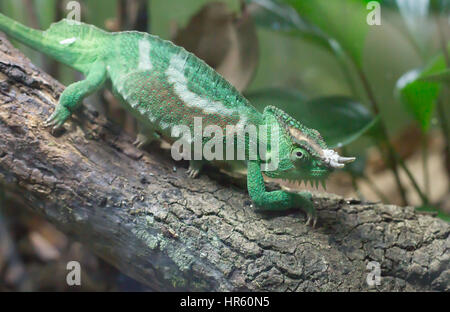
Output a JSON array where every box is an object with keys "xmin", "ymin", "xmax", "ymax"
[
  {"xmin": 334, "ymin": 47, "xmax": 411, "ymax": 204},
  {"xmin": 437, "ymin": 95, "xmax": 450, "ymax": 188},
  {"xmin": 356, "ymin": 67, "xmax": 410, "ymax": 205},
  {"xmin": 435, "ymin": 15, "xmax": 450, "ymax": 188},
  {"xmin": 436, "ymin": 16, "xmax": 450, "ymax": 66},
  {"xmin": 422, "ymin": 134, "xmax": 430, "ymax": 195},
  {"xmin": 350, "ymin": 174, "xmax": 364, "ymax": 200},
  {"xmin": 395, "ymin": 150, "xmax": 429, "ymax": 204},
  {"xmin": 362, "ymin": 175, "xmax": 389, "ymax": 204}
]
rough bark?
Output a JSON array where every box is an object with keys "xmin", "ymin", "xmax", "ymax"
[{"xmin": 0, "ymin": 34, "xmax": 448, "ymax": 292}]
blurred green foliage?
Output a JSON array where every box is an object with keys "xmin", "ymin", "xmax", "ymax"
[
  {"xmin": 247, "ymin": 89, "xmax": 378, "ymax": 148},
  {"xmin": 247, "ymin": 0, "xmax": 449, "ymax": 218},
  {"xmin": 397, "ymin": 58, "xmax": 443, "ymax": 131}
]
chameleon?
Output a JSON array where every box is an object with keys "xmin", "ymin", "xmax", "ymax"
[{"xmin": 0, "ymin": 13, "xmax": 355, "ymax": 227}]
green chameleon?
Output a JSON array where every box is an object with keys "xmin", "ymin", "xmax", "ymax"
[{"xmin": 0, "ymin": 13, "xmax": 355, "ymax": 227}]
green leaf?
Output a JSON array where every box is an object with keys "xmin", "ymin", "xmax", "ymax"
[
  {"xmin": 246, "ymin": 88, "xmax": 378, "ymax": 148},
  {"xmin": 246, "ymin": 0, "xmax": 367, "ymax": 93},
  {"xmin": 246, "ymin": 0, "xmax": 332, "ymax": 52},
  {"xmin": 282, "ymin": 0, "xmax": 371, "ymax": 68},
  {"xmin": 416, "ymin": 205, "xmax": 450, "ymax": 222},
  {"xmin": 380, "ymin": 0, "xmax": 435, "ymax": 58},
  {"xmin": 388, "ymin": 0, "xmax": 450, "ymax": 130},
  {"xmin": 430, "ymin": 0, "xmax": 450, "ymax": 13},
  {"xmin": 419, "ymin": 68, "xmax": 450, "ymax": 83},
  {"xmin": 246, "ymin": 88, "xmax": 308, "ymax": 111},
  {"xmin": 396, "ymin": 55, "xmax": 445, "ymax": 131}
]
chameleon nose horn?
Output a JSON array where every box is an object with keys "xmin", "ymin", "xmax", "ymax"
[
  {"xmin": 322, "ymin": 149, "xmax": 356, "ymax": 169},
  {"xmin": 338, "ymin": 156, "xmax": 356, "ymax": 164}
]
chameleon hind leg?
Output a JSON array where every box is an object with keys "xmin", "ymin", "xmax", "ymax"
[
  {"xmin": 187, "ymin": 160, "xmax": 204, "ymax": 179},
  {"xmin": 45, "ymin": 61, "xmax": 107, "ymax": 130},
  {"xmin": 247, "ymin": 160, "xmax": 317, "ymax": 227},
  {"xmin": 133, "ymin": 124, "xmax": 160, "ymax": 148}
]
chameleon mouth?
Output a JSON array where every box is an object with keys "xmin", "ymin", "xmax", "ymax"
[
  {"xmin": 281, "ymin": 177, "xmax": 328, "ymax": 190},
  {"xmin": 311, "ymin": 169, "xmax": 328, "ymax": 175}
]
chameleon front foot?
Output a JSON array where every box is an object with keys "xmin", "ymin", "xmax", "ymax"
[
  {"xmin": 44, "ymin": 106, "xmax": 71, "ymax": 131},
  {"xmin": 187, "ymin": 167, "xmax": 200, "ymax": 178},
  {"xmin": 45, "ymin": 61, "xmax": 107, "ymax": 132},
  {"xmin": 133, "ymin": 130, "xmax": 160, "ymax": 149},
  {"xmin": 296, "ymin": 191, "xmax": 317, "ymax": 228},
  {"xmin": 133, "ymin": 133, "xmax": 151, "ymax": 149},
  {"xmin": 305, "ymin": 212, "xmax": 317, "ymax": 228},
  {"xmin": 187, "ymin": 160, "xmax": 204, "ymax": 179}
]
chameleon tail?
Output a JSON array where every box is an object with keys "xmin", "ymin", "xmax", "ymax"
[{"xmin": 0, "ymin": 12, "xmax": 49, "ymax": 54}]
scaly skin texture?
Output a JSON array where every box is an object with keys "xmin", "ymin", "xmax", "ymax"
[{"xmin": 0, "ymin": 14, "xmax": 355, "ymax": 226}]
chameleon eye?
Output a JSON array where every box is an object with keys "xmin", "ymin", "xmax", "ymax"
[{"xmin": 291, "ymin": 149, "xmax": 306, "ymax": 161}]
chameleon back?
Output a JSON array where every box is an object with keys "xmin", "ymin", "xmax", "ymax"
[{"xmin": 105, "ymin": 32, "xmax": 263, "ymax": 138}]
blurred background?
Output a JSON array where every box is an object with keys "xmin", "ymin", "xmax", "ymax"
[{"xmin": 0, "ymin": 0, "xmax": 449, "ymax": 291}]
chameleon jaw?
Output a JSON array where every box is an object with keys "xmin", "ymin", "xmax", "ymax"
[{"xmin": 282, "ymin": 177, "xmax": 328, "ymax": 190}]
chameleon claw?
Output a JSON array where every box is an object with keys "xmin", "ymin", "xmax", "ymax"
[
  {"xmin": 133, "ymin": 138, "xmax": 145, "ymax": 149},
  {"xmin": 45, "ymin": 113, "xmax": 63, "ymax": 127},
  {"xmin": 44, "ymin": 106, "xmax": 70, "ymax": 130},
  {"xmin": 44, "ymin": 114, "xmax": 65, "ymax": 134},
  {"xmin": 52, "ymin": 124, "xmax": 63, "ymax": 132},
  {"xmin": 305, "ymin": 215, "xmax": 312, "ymax": 226},
  {"xmin": 305, "ymin": 213, "xmax": 317, "ymax": 228},
  {"xmin": 187, "ymin": 168, "xmax": 200, "ymax": 179},
  {"xmin": 187, "ymin": 160, "xmax": 203, "ymax": 179},
  {"xmin": 44, "ymin": 115, "xmax": 56, "ymax": 127},
  {"xmin": 133, "ymin": 133, "xmax": 152, "ymax": 149}
]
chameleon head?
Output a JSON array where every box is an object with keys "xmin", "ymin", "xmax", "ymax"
[{"xmin": 261, "ymin": 106, "xmax": 355, "ymax": 188}]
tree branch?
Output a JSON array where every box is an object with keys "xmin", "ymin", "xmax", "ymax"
[{"xmin": 0, "ymin": 34, "xmax": 448, "ymax": 291}]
